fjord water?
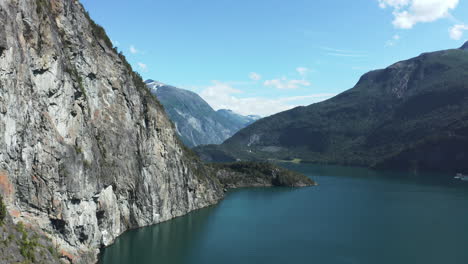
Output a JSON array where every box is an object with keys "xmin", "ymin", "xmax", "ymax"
[{"xmin": 99, "ymin": 164, "xmax": 468, "ymax": 264}]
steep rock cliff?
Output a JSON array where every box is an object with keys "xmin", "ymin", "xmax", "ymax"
[{"xmin": 0, "ymin": 0, "xmax": 223, "ymax": 262}]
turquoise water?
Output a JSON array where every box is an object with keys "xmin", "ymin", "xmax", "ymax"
[{"xmin": 99, "ymin": 164, "xmax": 468, "ymax": 264}]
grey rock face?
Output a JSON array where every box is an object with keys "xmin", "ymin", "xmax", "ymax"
[{"xmin": 0, "ymin": 1, "xmax": 222, "ymax": 262}]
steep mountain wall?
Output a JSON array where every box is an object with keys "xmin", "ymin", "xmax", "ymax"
[{"xmin": 0, "ymin": 0, "xmax": 223, "ymax": 262}]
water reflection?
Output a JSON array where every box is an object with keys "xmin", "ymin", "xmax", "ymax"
[{"xmin": 99, "ymin": 204, "xmax": 219, "ymax": 264}]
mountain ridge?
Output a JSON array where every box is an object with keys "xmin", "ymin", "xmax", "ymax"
[
  {"xmin": 195, "ymin": 43, "xmax": 468, "ymax": 173},
  {"xmin": 146, "ymin": 80, "xmax": 260, "ymax": 147}
]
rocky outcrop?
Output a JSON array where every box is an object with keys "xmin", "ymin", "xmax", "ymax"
[
  {"xmin": 209, "ymin": 162, "xmax": 316, "ymax": 188},
  {"xmin": 0, "ymin": 0, "xmax": 223, "ymax": 262},
  {"xmin": 0, "ymin": 201, "xmax": 62, "ymax": 264}
]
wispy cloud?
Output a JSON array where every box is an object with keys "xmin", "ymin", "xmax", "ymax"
[
  {"xmin": 261, "ymin": 67, "xmax": 313, "ymax": 90},
  {"xmin": 264, "ymin": 77, "xmax": 311, "ymax": 90},
  {"xmin": 321, "ymin": 47, "xmax": 368, "ymax": 57},
  {"xmin": 199, "ymin": 81, "xmax": 334, "ymax": 116},
  {"xmin": 296, "ymin": 67, "xmax": 311, "ymax": 77}
]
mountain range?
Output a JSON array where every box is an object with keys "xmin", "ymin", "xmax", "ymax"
[
  {"xmin": 2, "ymin": 0, "xmax": 467, "ymax": 262},
  {"xmin": 145, "ymin": 80, "xmax": 260, "ymax": 147},
  {"xmin": 196, "ymin": 42, "xmax": 468, "ymax": 173}
]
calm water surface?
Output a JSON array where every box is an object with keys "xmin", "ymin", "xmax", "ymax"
[{"xmin": 99, "ymin": 164, "xmax": 468, "ymax": 264}]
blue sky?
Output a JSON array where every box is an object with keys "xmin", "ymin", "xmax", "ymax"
[{"xmin": 81, "ymin": 0, "xmax": 468, "ymax": 116}]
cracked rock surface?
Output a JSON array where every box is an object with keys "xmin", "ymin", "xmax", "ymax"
[{"xmin": 0, "ymin": 0, "xmax": 223, "ymax": 262}]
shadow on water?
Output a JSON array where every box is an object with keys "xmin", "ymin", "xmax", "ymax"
[{"xmin": 99, "ymin": 204, "xmax": 220, "ymax": 264}]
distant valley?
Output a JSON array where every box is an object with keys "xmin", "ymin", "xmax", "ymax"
[
  {"xmin": 196, "ymin": 42, "xmax": 468, "ymax": 173},
  {"xmin": 145, "ymin": 80, "xmax": 260, "ymax": 147}
]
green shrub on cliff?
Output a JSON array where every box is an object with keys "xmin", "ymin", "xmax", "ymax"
[
  {"xmin": 211, "ymin": 161, "xmax": 316, "ymax": 187},
  {"xmin": 0, "ymin": 195, "xmax": 6, "ymax": 225}
]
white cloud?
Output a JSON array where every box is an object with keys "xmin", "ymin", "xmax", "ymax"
[
  {"xmin": 449, "ymin": 24, "xmax": 468, "ymax": 40},
  {"xmin": 264, "ymin": 77, "xmax": 311, "ymax": 90},
  {"xmin": 249, "ymin": 72, "xmax": 262, "ymax": 81},
  {"xmin": 378, "ymin": 0, "xmax": 410, "ymax": 9},
  {"xmin": 296, "ymin": 67, "xmax": 310, "ymax": 77},
  {"xmin": 129, "ymin": 45, "xmax": 139, "ymax": 54},
  {"xmin": 200, "ymin": 81, "xmax": 242, "ymax": 98},
  {"xmin": 137, "ymin": 62, "xmax": 148, "ymax": 72},
  {"xmin": 378, "ymin": 0, "xmax": 459, "ymax": 29},
  {"xmin": 199, "ymin": 81, "xmax": 333, "ymax": 116}
]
